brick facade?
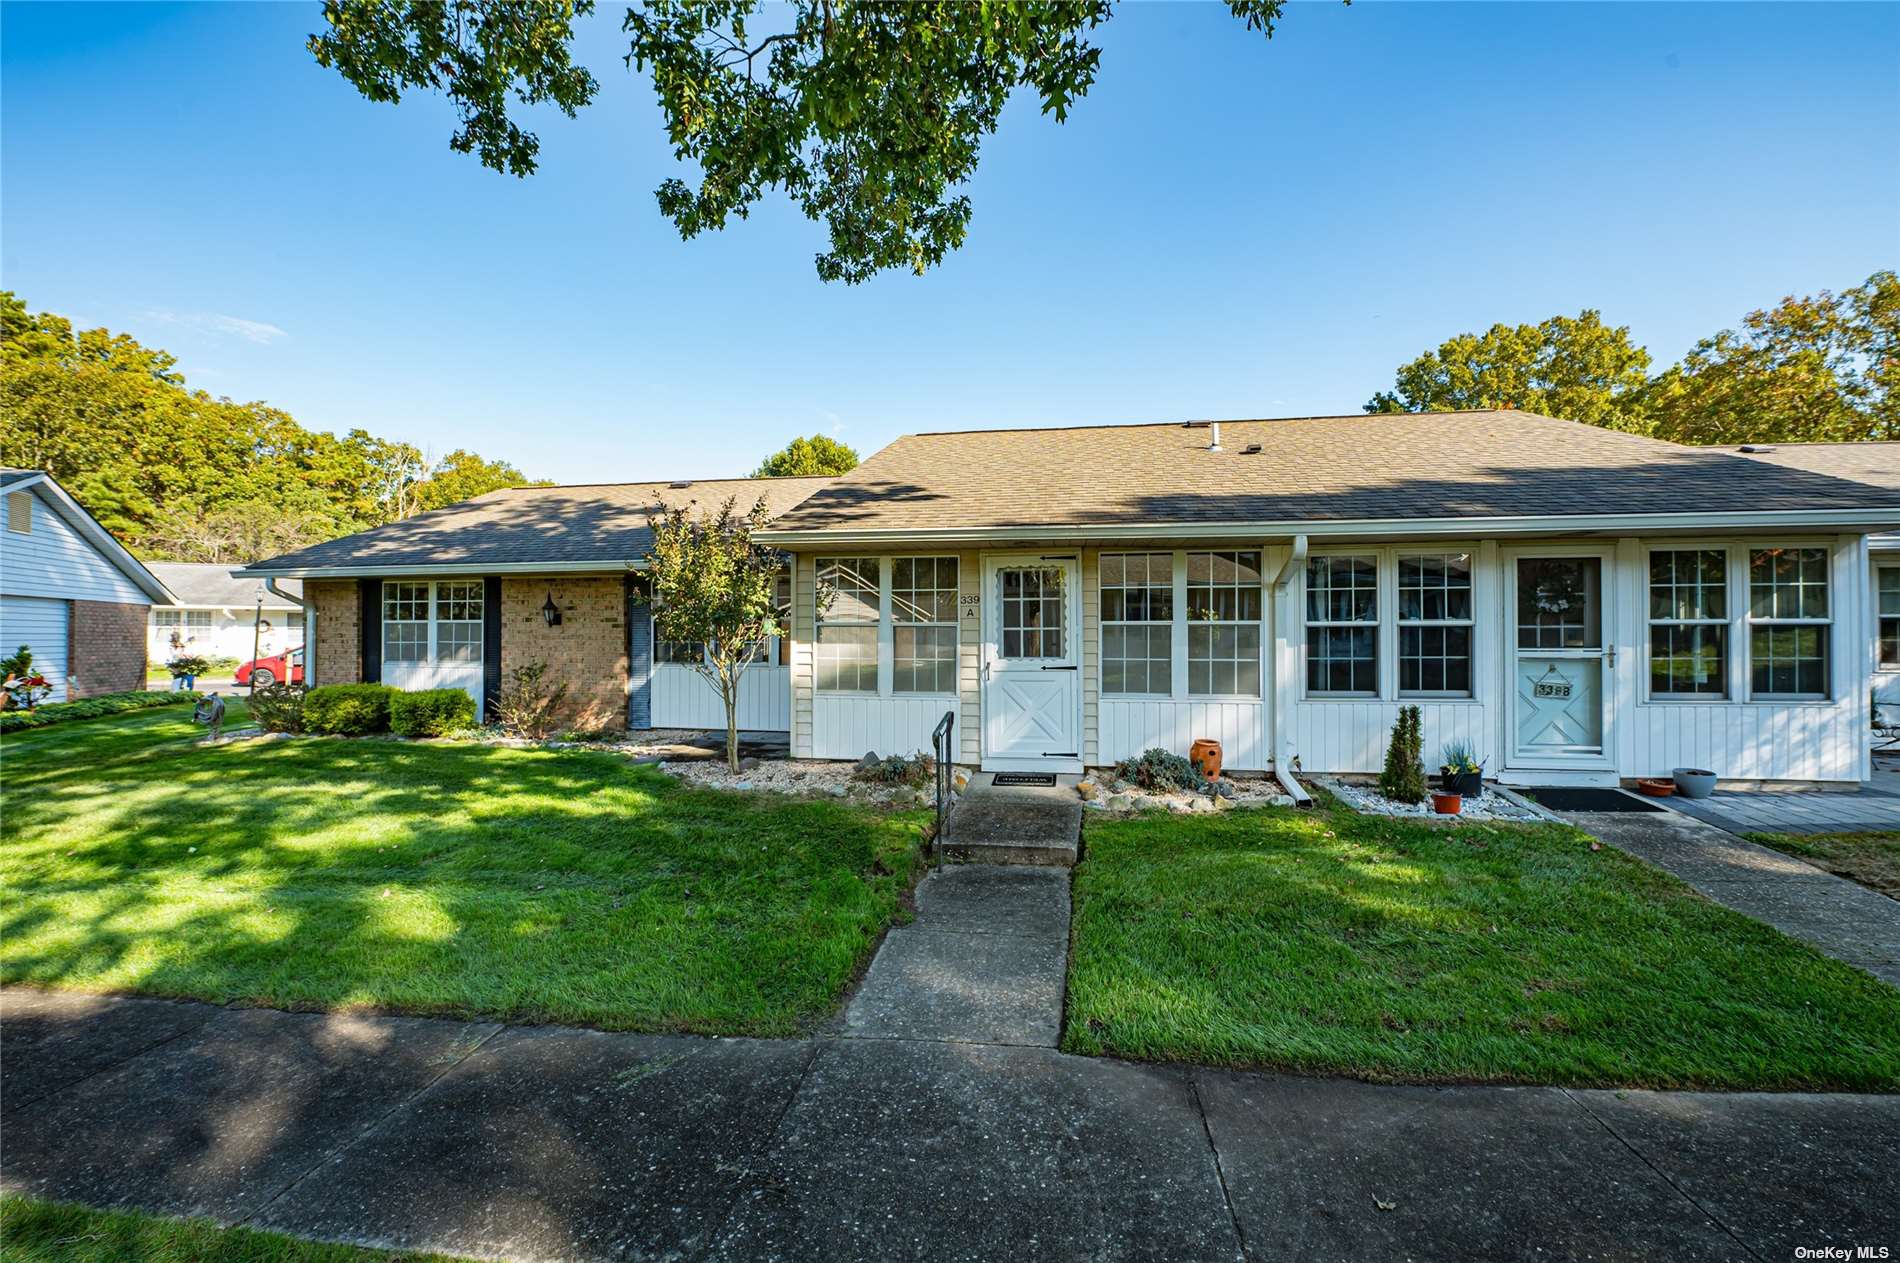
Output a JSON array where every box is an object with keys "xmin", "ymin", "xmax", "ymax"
[
  {"xmin": 500, "ymin": 575, "xmax": 628, "ymax": 731},
  {"xmin": 304, "ymin": 580, "xmax": 360, "ymax": 686},
  {"xmin": 69, "ymin": 600, "xmax": 149, "ymax": 697}
]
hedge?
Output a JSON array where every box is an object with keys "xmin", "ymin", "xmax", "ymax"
[
  {"xmin": 0, "ymin": 690, "xmax": 198, "ymax": 734},
  {"xmin": 388, "ymin": 688, "xmax": 476, "ymax": 738},
  {"xmin": 302, "ymin": 684, "xmax": 396, "ymax": 736}
]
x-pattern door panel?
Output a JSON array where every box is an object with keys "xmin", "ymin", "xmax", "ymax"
[{"xmin": 983, "ymin": 558, "xmax": 1081, "ymax": 770}]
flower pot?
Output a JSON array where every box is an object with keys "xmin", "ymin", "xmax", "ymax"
[
  {"xmin": 1672, "ymin": 768, "xmax": 1717, "ymax": 799},
  {"xmin": 1430, "ymin": 792, "xmax": 1463, "ymax": 815},
  {"xmin": 1635, "ymin": 777, "xmax": 1676, "ymax": 797},
  {"xmin": 1437, "ymin": 768, "xmax": 1483, "ymax": 798}
]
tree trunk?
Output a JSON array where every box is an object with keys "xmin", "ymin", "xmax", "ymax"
[{"xmin": 724, "ymin": 675, "xmax": 741, "ymax": 772}]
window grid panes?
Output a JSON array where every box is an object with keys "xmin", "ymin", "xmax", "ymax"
[
  {"xmin": 1100, "ymin": 553, "xmax": 1172, "ymax": 696},
  {"xmin": 1000, "ymin": 567, "xmax": 1065, "ymax": 660},
  {"xmin": 816, "ymin": 558, "xmax": 880, "ymax": 692},
  {"xmin": 1187, "ymin": 551, "xmax": 1261, "ymax": 696},
  {"xmin": 1305, "ymin": 555, "xmax": 1378, "ymax": 695},
  {"xmin": 1880, "ymin": 567, "xmax": 1900, "ymax": 671},
  {"xmin": 1397, "ymin": 553, "xmax": 1473, "ymax": 697},
  {"xmin": 892, "ymin": 557, "xmax": 958, "ymax": 694},
  {"xmin": 383, "ymin": 582, "xmax": 430, "ymax": 664},
  {"xmin": 434, "ymin": 582, "xmax": 483, "ymax": 664},
  {"xmin": 1516, "ymin": 557, "xmax": 1601, "ymax": 649},
  {"xmin": 1749, "ymin": 548, "xmax": 1830, "ymax": 698},
  {"xmin": 656, "ymin": 635, "xmax": 705, "ymax": 666},
  {"xmin": 1648, "ymin": 550, "xmax": 1728, "ymax": 698}
]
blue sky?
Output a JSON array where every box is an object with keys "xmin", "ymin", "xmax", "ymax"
[{"xmin": 3, "ymin": 2, "xmax": 1896, "ymax": 484}]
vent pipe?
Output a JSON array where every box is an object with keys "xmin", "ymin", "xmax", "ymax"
[{"xmin": 1208, "ymin": 422, "xmax": 1222, "ymax": 452}]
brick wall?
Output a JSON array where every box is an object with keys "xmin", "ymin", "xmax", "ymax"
[
  {"xmin": 305, "ymin": 580, "xmax": 360, "ymax": 686},
  {"xmin": 70, "ymin": 600, "xmax": 148, "ymax": 696},
  {"xmin": 500, "ymin": 575, "xmax": 628, "ymax": 731}
]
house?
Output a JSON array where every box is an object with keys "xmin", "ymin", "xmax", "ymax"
[
  {"xmin": 753, "ymin": 412, "xmax": 1900, "ymax": 787},
  {"xmin": 241, "ymin": 477, "xmax": 834, "ymax": 727},
  {"xmin": 0, "ymin": 469, "xmax": 174, "ymax": 701},
  {"xmin": 1732, "ymin": 441, "xmax": 1900, "ymax": 714},
  {"xmin": 148, "ymin": 564, "xmax": 304, "ymax": 666}
]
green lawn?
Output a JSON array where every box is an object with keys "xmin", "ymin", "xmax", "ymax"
[
  {"xmin": 0, "ymin": 1196, "xmax": 463, "ymax": 1263},
  {"xmin": 1745, "ymin": 831, "xmax": 1900, "ymax": 901},
  {"xmin": 0, "ymin": 707, "xmax": 924, "ymax": 1035},
  {"xmin": 1065, "ymin": 802, "xmax": 1900, "ymax": 1090}
]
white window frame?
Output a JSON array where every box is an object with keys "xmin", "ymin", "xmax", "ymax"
[
  {"xmin": 1645, "ymin": 547, "xmax": 1731, "ymax": 702},
  {"xmin": 382, "ymin": 579, "xmax": 484, "ymax": 667},
  {"xmin": 891, "ymin": 556, "xmax": 960, "ymax": 696},
  {"xmin": 1099, "ymin": 552, "xmax": 1174, "ymax": 699},
  {"xmin": 1747, "ymin": 545, "xmax": 1833, "ymax": 702},
  {"xmin": 1878, "ymin": 562, "xmax": 1900, "ymax": 674},
  {"xmin": 1303, "ymin": 551, "xmax": 1380, "ymax": 699},
  {"xmin": 1302, "ymin": 545, "xmax": 1484, "ymax": 703},
  {"xmin": 814, "ymin": 556, "xmax": 962, "ymax": 698},
  {"xmin": 1395, "ymin": 551, "xmax": 1476, "ymax": 700},
  {"xmin": 1097, "ymin": 549, "xmax": 1265, "ymax": 701},
  {"xmin": 815, "ymin": 557, "xmax": 881, "ymax": 695},
  {"xmin": 1185, "ymin": 550, "xmax": 1265, "ymax": 699}
]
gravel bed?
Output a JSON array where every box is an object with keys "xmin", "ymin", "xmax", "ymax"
[
  {"xmin": 661, "ymin": 757, "xmax": 933, "ymax": 804},
  {"xmin": 1315, "ymin": 776, "xmax": 1551, "ymax": 823}
]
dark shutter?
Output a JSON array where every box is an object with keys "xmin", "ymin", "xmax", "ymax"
[
  {"xmin": 358, "ymin": 579, "xmax": 381, "ymax": 684},
  {"xmin": 626, "ymin": 573, "xmax": 651, "ymax": 728},
  {"xmin": 483, "ymin": 576, "xmax": 503, "ymax": 717}
]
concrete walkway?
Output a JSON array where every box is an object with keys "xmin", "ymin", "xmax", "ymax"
[
  {"xmin": 5, "ymin": 987, "xmax": 1899, "ymax": 1261},
  {"xmin": 1561, "ymin": 805, "xmax": 1900, "ymax": 988},
  {"xmin": 1662, "ymin": 783, "xmax": 1900, "ymax": 836}
]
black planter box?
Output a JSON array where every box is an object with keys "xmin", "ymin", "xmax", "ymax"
[{"xmin": 1438, "ymin": 768, "xmax": 1483, "ymax": 798}]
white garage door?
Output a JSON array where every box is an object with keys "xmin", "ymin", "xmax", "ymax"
[{"xmin": 0, "ymin": 595, "xmax": 71, "ymax": 702}]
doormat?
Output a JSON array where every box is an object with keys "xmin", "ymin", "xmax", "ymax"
[
  {"xmin": 1523, "ymin": 787, "xmax": 1664, "ymax": 813},
  {"xmin": 992, "ymin": 772, "xmax": 1057, "ymax": 787}
]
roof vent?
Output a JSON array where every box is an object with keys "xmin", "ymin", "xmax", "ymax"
[
  {"xmin": 668, "ymin": 480, "xmax": 694, "ymax": 488},
  {"xmin": 1208, "ymin": 422, "xmax": 1223, "ymax": 453},
  {"xmin": 1240, "ymin": 443, "xmax": 1262, "ymax": 455},
  {"xmin": 1738, "ymin": 445, "xmax": 1775, "ymax": 454}
]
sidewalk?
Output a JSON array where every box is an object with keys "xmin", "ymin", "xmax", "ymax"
[{"xmin": 4, "ymin": 986, "xmax": 1896, "ymax": 1262}]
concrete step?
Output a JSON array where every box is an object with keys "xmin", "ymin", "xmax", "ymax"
[{"xmin": 939, "ymin": 797, "xmax": 1081, "ymax": 868}]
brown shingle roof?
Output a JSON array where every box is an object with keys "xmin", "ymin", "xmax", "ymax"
[
  {"xmin": 245, "ymin": 476, "xmax": 834, "ymax": 574},
  {"xmin": 1732, "ymin": 441, "xmax": 1900, "ymax": 491},
  {"xmin": 764, "ymin": 411, "xmax": 1900, "ymax": 535}
]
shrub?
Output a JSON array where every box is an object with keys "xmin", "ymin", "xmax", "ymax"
[
  {"xmin": 389, "ymin": 688, "xmax": 476, "ymax": 738},
  {"xmin": 165, "ymin": 654, "xmax": 214, "ymax": 679},
  {"xmin": 0, "ymin": 689, "xmax": 195, "ymax": 733},
  {"xmin": 856, "ymin": 751, "xmax": 935, "ymax": 787},
  {"xmin": 1114, "ymin": 747, "xmax": 1209, "ymax": 794},
  {"xmin": 2, "ymin": 645, "xmax": 54, "ymax": 710},
  {"xmin": 494, "ymin": 661, "xmax": 567, "ymax": 739},
  {"xmin": 248, "ymin": 683, "xmax": 307, "ymax": 734},
  {"xmin": 1378, "ymin": 705, "xmax": 1427, "ymax": 804},
  {"xmin": 303, "ymin": 683, "xmax": 395, "ymax": 736}
]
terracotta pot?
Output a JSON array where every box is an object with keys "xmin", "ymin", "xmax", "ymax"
[
  {"xmin": 1635, "ymin": 778, "xmax": 1676, "ymax": 797},
  {"xmin": 1430, "ymin": 792, "xmax": 1463, "ymax": 815},
  {"xmin": 1190, "ymin": 738, "xmax": 1223, "ymax": 782}
]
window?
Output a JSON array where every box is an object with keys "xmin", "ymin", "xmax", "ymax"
[
  {"xmin": 5, "ymin": 491, "xmax": 30, "ymax": 533},
  {"xmin": 434, "ymin": 581, "xmax": 483, "ymax": 663},
  {"xmin": 1101, "ymin": 553, "xmax": 1173, "ymax": 696},
  {"xmin": 1648, "ymin": 549, "xmax": 1728, "ymax": 698},
  {"xmin": 892, "ymin": 557, "xmax": 958, "ymax": 693},
  {"xmin": 655, "ymin": 636, "xmax": 705, "ymax": 665},
  {"xmin": 1397, "ymin": 553, "xmax": 1473, "ymax": 697},
  {"xmin": 816, "ymin": 557, "xmax": 879, "ymax": 691},
  {"xmin": 1880, "ymin": 566, "xmax": 1900, "ymax": 671},
  {"xmin": 1749, "ymin": 547, "xmax": 1829, "ymax": 698},
  {"xmin": 1188, "ymin": 551, "xmax": 1261, "ymax": 696},
  {"xmin": 999, "ymin": 566, "xmax": 1066, "ymax": 659},
  {"xmin": 383, "ymin": 582, "xmax": 430, "ymax": 664},
  {"xmin": 1305, "ymin": 555, "xmax": 1377, "ymax": 695}
]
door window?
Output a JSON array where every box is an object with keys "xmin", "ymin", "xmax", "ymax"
[
  {"xmin": 1517, "ymin": 557, "xmax": 1601, "ymax": 649},
  {"xmin": 999, "ymin": 567, "xmax": 1066, "ymax": 660}
]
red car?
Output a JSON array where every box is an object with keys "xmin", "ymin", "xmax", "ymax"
[{"xmin": 235, "ymin": 646, "xmax": 304, "ymax": 688}]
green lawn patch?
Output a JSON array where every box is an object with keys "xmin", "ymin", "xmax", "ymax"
[
  {"xmin": 1, "ymin": 707, "xmax": 924, "ymax": 1036},
  {"xmin": 1746, "ymin": 831, "xmax": 1900, "ymax": 901},
  {"xmin": 1064, "ymin": 804, "xmax": 1900, "ymax": 1090},
  {"xmin": 0, "ymin": 1195, "xmax": 465, "ymax": 1262}
]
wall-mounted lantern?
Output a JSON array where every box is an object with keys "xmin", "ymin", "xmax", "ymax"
[{"xmin": 541, "ymin": 591, "xmax": 563, "ymax": 628}]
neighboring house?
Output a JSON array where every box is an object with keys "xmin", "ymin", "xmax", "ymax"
[
  {"xmin": 0, "ymin": 469, "xmax": 174, "ymax": 701},
  {"xmin": 1733, "ymin": 442, "xmax": 1900, "ymax": 716},
  {"xmin": 148, "ymin": 563, "xmax": 304, "ymax": 665},
  {"xmin": 754, "ymin": 411, "xmax": 1900, "ymax": 786},
  {"xmin": 241, "ymin": 477, "xmax": 833, "ymax": 727}
]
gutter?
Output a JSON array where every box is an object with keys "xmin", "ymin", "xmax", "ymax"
[
  {"xmin": 264, "ymin": 577, "xmax": 309, "ymax": 682},
  {"xmin": 239, "ymin": 559, "xmax": 648, "ymax": 580},
  {"xmin": 756, "ymin": 506, "xmax": 1900, "ymax": 548},
  {"xmin": 1270, "ymin": 535, "xmax": 1313, "ymax": 807}
]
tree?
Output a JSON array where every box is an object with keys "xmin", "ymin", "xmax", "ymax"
[
  {"xmin": 644, "ymin": 495, "xmax": 791, "ymax": 770},
  {"xmin": 751, "ymin": 434, "xmax": 860, "ymax": 478},
  {"xmin": 311, "ymin": 1, "xmax": 1292, "ymax": 283},
  {"xmin": 1639, "ymin": 271, "xmax": 1898, "ymax": 444},
  {"xmin": 1365, "ymin": 310, "xmax": 1651, "ymax": 429},
  {"xmin": 416, "ymin": 448, "xmax": 539, "ymax": 510}
]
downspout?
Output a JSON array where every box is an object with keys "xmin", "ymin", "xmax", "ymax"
[
  {"xmin": 1271, "ymin": 535, "xmax": 1312, "ymax": 806},
  {"xmin": 265, "ymin": 578, "xmax": 308, "ymax": 684}
]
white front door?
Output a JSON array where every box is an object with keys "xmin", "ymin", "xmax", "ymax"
[
  {"xmin": 982, "ymin": 555, "xmax": 1082, "ymax": 772},
  {"xmin": 1506, "ymin": 550, "xmax": 1614, "ymax": 768}
]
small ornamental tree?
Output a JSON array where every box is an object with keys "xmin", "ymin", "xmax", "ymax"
[
  {"xmin": 646, "ymin": 495, "xmax": 791, "ymax": 771},
  {"xmin": 1378, "ymin": 705, "xmax": 1428, "ymax": 804}
]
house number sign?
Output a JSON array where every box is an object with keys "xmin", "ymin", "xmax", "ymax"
[
  {"xmin": 1532, "ymin": 672, "xmax": 1573, "ymax": 700},
  {"xmin": 962, "ymin": 594, "xmax": 980, "ymax": 620}
]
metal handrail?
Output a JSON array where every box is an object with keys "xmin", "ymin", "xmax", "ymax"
[{"xmin": 931, "ymin": 710, "xmax": 955, "ymax": 872}]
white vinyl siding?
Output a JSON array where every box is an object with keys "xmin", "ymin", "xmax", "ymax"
[
  {"xmin": 0, "ymin": 485, "xmax": 147, "ymax": 605},
  {"xmin": 0, "ymin": 595, "xmax": 70, "ymax": 701}
]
